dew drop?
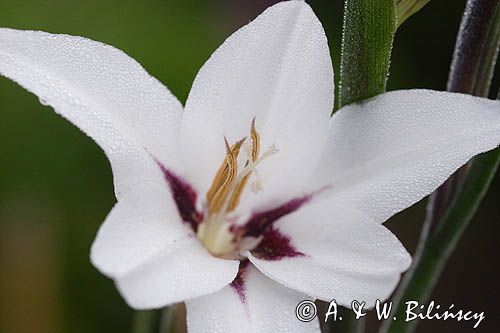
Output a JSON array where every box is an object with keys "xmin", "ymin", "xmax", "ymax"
[{"xmin": 38, "ymin": 97, "xmax": 49, "ymax": 106}]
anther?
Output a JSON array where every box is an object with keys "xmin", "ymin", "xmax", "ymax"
[{"xmin": 199, "ymin": 119, "xmax": 280, "ymax": 258}]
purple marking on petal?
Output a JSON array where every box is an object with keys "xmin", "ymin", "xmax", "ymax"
[
  {"xmin": 235, "ymin": 195, "xmax": 313, "ymax": 238},
  {"xmin": 155, "ymin": 160, "xmax": 202, "ymax": 232},
  {"xmin": 251, "ymin": 228, "xmax": 304, "ymax": 261},
  {"xmin": 230, "ymin": 260, "xmax": 250, "ymax": 303}
]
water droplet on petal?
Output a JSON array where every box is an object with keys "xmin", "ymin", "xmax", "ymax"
[{"xmin": 38, "ymin": 97, "xmax": 49, "ymax": 106}]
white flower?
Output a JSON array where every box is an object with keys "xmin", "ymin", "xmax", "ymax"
[{"xmin": 1, "ymin": 1, "xmax": 499, "ymax": 332}]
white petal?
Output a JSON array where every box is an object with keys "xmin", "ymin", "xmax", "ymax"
[
  {"xmin": 0, "ymin": 29, "xmax": 183, "ymax": 198},
  {"xmin": 116, "ymin": 238, "xmax": 238, "ymax": 309},
  {"xmin": 90, "ymin": 183, "xmax": 191, "ymax": 278},
  {"xmin": 90, "ymin": 183, "xmax": 238, "ymax": 309},
  {"xmin": 314, "ymin": 90, "xmax": 500, "ymax": 223},
  {"xmin": 180, "ymin": 1, "xmax": 334, "ymax": 208},
  {"xmin": 186, "ymin": 264, "xmax": 319, "ymax": 333},
  {"xmin": 249, "ymin": 201, "xmax": 411, "ymax": 307}
]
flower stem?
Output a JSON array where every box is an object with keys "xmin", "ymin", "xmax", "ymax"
[
  {"xmin": 323, "ymin": 0, "xmax": 396, "ymax": 333},
  {"xmin": 447, "ymin": 0, "xmax": 500, "ymax": 94},
  {"xmin": 131, "ymin": 310, "xmax": 161, "ymax": 333},
  {"xmin": 380, "ymin": 149, "xmax": 500, "ymax": 333},
  {"xmin": 380, "ymin": 1, "xmax": 500, "ymax": 332},
  {"xmin": 337, "ymin": 0, "xmax": 397, "ymax": 110},
  {"xmin": 327, "ymin": 1, "xmax": 396, "ymax": 332},
  {"xmin": 159, "ymin": 306, "xmax": 176, "ymax": 333},
  {"xmin": 474, "ymin": 3, "xmax": 500, "ymax": 96}
]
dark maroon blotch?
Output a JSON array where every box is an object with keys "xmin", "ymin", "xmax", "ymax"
[
  {"xmin": 156, "ymin": 161, "xmax": 202, "ymax": 232},
  {"xmin": 251, "ymin": 227, "xmax": 304, "ymax": 261},
  {"xmin": 230, "ymin": 260, "xmax": 250, "ymax": 303},
  {"xmin": 236, "ymin": 195, "xmax": 312, "ymax": 238}
]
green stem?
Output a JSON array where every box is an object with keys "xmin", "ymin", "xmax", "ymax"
[
  {"xmin": 447, "ymin": 0, "xmax": 500, "ymax": 94},
  {"xmin": 381, "ymin": 1, "xmax": 500, "ymax": 332},
  {"xmin": 337, "ymin": 0, "xmax": 397, "ymax": 110},
  {"xmin": 474, "ymin": 5, "xmax": 500, "ymax": 96},
  {"xmin": 381, "ymin": 148, "xmax": 500, "ymax": 333},
  {"xmin": 328, "ymin": 2, "xmax": 397, "ymax": 332},
  {"xmin": 429, "ymin": 0, "xmax": 500, "ymax": 224},
  {"xmin": 159, "ymin": 306, "xmax": 176, "ymax": 333},
  {"xmin": 131, "ymin": 310, "xmax": 161, "ymax": 333}
]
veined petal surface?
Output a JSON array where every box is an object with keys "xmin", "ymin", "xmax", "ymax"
[
  {"xmin": 315, "ymin": 90, "xmax": 500, "ymax": 223},
  {"xmin": 91, "ymin": 183, "xmax": 239, "ymax": 309},
  {"xmin": 0, "ymin": 28, "xmax": 183, "ymax": 198},
  {"xmin": 249, "ymin": 200, "xmax": 411, "ymax": 307},
  {"xmin": 180, "ymin": 1, "xmax": 334, "ymax": 210},
  {"xmin": 186, "ymin": 264, "xmax": 319, "ymax": 333}
]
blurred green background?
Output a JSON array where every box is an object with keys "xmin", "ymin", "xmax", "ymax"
[{"xmin": 0, "ymin": 1, "xmax": 499, "ymax": 332}]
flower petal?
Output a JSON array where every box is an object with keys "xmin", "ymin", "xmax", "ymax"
[
  {"xmin": 90, "ymin": 183, "xmax": 239, "ymax": 309},
  {"xmin": 0, "ymin": 28, "xmax": 183, "ymax": 198},
  {"xmin": 315, "ymin": 90, "xmax": 500, "ymax": 223},
  {"xmin": 116, "ymin": 239, "xmax": 238, "ymax": 309},
  {"xmin": 186, "ymin": 263, "xmax": 319, "ymax": 333},
  {"xmin": 180, "ymin": 1, "xmax": 334, "ymax": 207},
  {"xmin": 90, "ymin": 183, "xmax": 191, "ymax": 278},
  {"xmin": 248, "ymin": 200, "xmax": 411, "ymax": 307}
]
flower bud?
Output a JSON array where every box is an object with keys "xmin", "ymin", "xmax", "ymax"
[{"xmin": 396, "ymin": 0, "xmax": 431, "ymax": 27}]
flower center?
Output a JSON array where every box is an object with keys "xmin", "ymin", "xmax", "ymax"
[
  {"xmin": 196, "ymin": 119, "xmax": 279, "ymax": 258},
  {"xmin": 156, "ymin": 119, "xmax": 310, "ymax": 261}
]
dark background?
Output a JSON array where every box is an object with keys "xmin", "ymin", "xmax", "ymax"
[{"xmin": 0, "ymin": 0, "xmax": 498, "ymax": 332}]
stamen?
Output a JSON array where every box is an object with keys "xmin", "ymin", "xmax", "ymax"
[
  {"xmin": 250, "ymin": 117, "xmax": 260, "ymax": 161},
  {"xmin": 198, "ymin": 118, "xmax": 281, "ymax": 258},
  {"xmin": 242, "ymin": 140, "xmax": 253, "ymax": 162},
  {"xmin": 206, "ymin": 137, "xmax": 245, "ymax": 214},
  {"xmin": 227, "ymin": 119, "xmax": 261, "ymax": 211},
  {"xmin": 227, "ymin": 176, "xmax": 250, "ymax": 211}
]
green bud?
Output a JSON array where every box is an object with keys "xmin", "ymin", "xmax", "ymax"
[{"xmin": 396, "ymin": 0, "xmax": 431, "ymax": 27}]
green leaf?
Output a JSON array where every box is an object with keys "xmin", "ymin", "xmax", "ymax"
[{"xmin": 338, "ymin": 0, "xmax": 397, "ymax": 109}]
